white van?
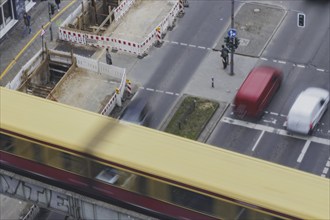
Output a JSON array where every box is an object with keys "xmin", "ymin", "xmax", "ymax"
[{"xmin": 286, "ymin": 87, "xmax": 329, "ymax": 134}]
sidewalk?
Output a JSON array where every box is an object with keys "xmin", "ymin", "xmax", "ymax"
[
  {"xmin": 0, "ymin": 1, "xmax": 81, "ymax": 219},
  {"xmin": 0, "ymin": 0, "xmax": 80, "ymax": 86}
]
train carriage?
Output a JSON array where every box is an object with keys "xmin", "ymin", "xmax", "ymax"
[{"xmin": 0, "ymin": 87, "xmax": 329, "ymax": 220}]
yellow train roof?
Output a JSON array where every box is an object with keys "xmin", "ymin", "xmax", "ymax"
[{"xmin": 1, "ymin": 87, "xmax": 329, "ymax": 219}]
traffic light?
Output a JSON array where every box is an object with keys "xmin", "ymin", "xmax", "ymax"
[
  {"xmin": 224, "ymin": 36, "xmax": 230, "ymax": 44},
  {"xmin": 233, "ymin": 37, "xmax": 240, "ymax": 49},
  {"xmin": 297, "ymin": 13, "xmax": 305, "ymax": 27}
]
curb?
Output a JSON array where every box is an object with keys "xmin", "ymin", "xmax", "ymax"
[{"xmin": 198, "ymin": 102, "xmax": 230, "ymax": 143}]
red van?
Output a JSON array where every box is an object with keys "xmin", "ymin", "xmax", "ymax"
[{"xmin": 233, "ymin": 66, "xmax": 282, "ymax": 118}]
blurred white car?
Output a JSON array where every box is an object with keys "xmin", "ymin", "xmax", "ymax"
[{"xmin": 286, "ymin": 87, "xmax": 329, "ymax": 134}]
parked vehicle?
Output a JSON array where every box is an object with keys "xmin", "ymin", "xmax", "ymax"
[
  {"xmin": 233, "ymin": 66, "xmax": 282, "ymax": 118},
  {"xmin": 286, "ymin": 87, "xmax": 329, "ymax": 134}
]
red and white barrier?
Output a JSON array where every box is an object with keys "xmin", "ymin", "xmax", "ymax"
[
  {"xmin": 126, "ymin": 79, "xmax": 132, "ymax": 94},
  {"xmin": 59, "ymin": 28, "xmax": 86, "ymax": 45},
  {"xmin": 59, "ymin": 0, "xmax": 182, "ymax": 57},
  {"xmin": 110, "ymin": 38, "xmax": 140, "ymax": 55},
  {"xmin": 114, "ymin": 0, "xmax": 136, "ymax": 22},
  {"xmin": 139, "ymin": 31, "xmax": 156, "ymax": 56}
]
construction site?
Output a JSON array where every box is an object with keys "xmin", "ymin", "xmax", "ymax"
[{"xmin": 4, "ymin": 0, "xmax": 184, "ymax": 115}]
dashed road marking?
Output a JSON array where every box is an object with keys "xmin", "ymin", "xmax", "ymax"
[
  {"xmin": 164, "ymin": 40, "xmax": 329, "ymax": 72},
  {"xmin": 221, "ymin": 117, "xmax": 330, "ymax": 146},
  {"xmin": 252, "ymin": 130, "xmax": 265, "ymax": 151},
  {"xmin": 139, "ymin": 87, "xmax": 179, "ymax": 97},
  {"xmin": 321, "ymin": 157, "xmax": 330, "ymax": 178},
  {"xmin": 162, "ymin": 40, "xmax": 329, "ymax": 73},
  {"xmin": 297, "ymin": 139, "xmax": 311, "ymax": 163}
]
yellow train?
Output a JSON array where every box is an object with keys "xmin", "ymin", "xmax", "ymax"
[{"xmin": 1, "ymin": 87, "xmax": 329, "ymax": 219}]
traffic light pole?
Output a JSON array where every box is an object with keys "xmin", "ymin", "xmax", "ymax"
[{"xmin": 230, "ymin": 0, "xmax": 234, "ymax": 75}]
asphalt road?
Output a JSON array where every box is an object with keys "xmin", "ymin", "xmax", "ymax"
[
  {"xmin": 122, "ymin": 0, "xmax": 329, "ymax": 178},
  {"xmin": 208, "ymin": 0, "xmax": 330, "ymax": 177},
  {"xmin": 124, "ymin": 0, "xmax": 232, "ymax": 129}
]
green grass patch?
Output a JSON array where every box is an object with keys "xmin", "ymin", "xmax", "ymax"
[{"xmin": 165, "ymin": 96, "xmax": 219, "ymax": 140}]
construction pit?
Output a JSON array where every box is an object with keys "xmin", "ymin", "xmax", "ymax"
[{"xmin": 15, "ymin": 50, "xmax": 125, "ymax": 115}]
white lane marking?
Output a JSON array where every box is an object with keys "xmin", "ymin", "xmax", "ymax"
[
  {"xmin": 221, "ymin": 117, "xmax": 330, "ymax": 145},
  {"xmin": 235, "ymin": 208, "xmax": 245, "ymax": 220},
  {"xmin": 252, "ymin": 130, "xmax": 265, "ymax": 151},
  {"xmin": 326, "ymin": 161, "xmax": 330, "ymax": 168},
  {"xmin": 270, "ymin": 112, "xmax": 278, "ymax": 116},
  {"xmin": 164, "ymin": 41, "xmax": 329, "ymax": 72},
  {"xmin": 297, "ymin": 140, "xmax": 311, "ymax": 163},
  {"xmin": 262, "ymin": 118, "xmax": 277, "ymax": 124},
  {"xmin": 280, "ymin": 114, "xmax": 287, "ymax": 117},
  {"xmin": 321, "ymin": 157, "xmax": 330, "ymax": 178},
  {"xmin": 139, "ymin": 87, "xmax": 180, "ymax": 97}
]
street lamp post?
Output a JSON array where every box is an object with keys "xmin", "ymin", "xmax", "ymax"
[
  {"xmin": 48, "ymin": 3, "xmax": 54, "ymax": 41},
  {"xmin": 230, "ymin": 0, "xmax": 234, "ymax": 75}
]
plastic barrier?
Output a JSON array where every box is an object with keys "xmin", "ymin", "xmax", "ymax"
[
  {"xmin": 99, "ymin": 62, "xmax": 125, "ymax": 79},
  {"xmin": 59, "ymin": 28, "xmax": 86, "ymax": 45},
  {"xmin": 139, "ymin": 31, "xmax": 156, "ymax": 56},
  {"xmin": 59, "ymin": 0, "xmax": 181, "ymax": 57},
  {"xmin": 100, "ymin": 93, "xmax": 117, "ymax": 115},
  {"xmin": 114, "ymin": 0, "xmax": 136, "ymax": 22},
  {"xmin": 110, "ymin": 38, "xmax": 140, "ymax": 54},
  {"xmin": 75, "ymin": 55, "xmax": 98, "ymax": 72},
  {"xmin": 100, "ymin": 68, "xmax": 126, "ymax": 115}
]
